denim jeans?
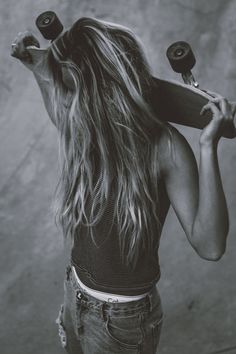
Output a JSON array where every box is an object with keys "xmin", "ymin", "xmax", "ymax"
[{"xmin": 56, "ymin": 264, "xmax": 163, "ymax": 353}]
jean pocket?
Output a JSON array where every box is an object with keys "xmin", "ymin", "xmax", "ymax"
[{"xmin": 105, "ymin": 314, "xmax": 142, "ymax": 350}]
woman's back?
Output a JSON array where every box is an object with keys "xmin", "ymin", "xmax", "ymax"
[{"xmin": 71, "ymin": 139, "xmax": 171, "ymax": 296}]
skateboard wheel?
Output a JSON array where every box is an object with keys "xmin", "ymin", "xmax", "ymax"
[
  {"xmin": 36, "ymin": 11, "xmax": 63, "ymax": 41},
  {"xmin": 166, "ymin": 41, "xmax": 196, "ymax": 73}
]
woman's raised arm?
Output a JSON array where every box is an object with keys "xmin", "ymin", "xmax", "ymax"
[
  {"xmin": 159, "ymin": 97, "xmax": 235, "ymax": 260},
  {"xmin": 11, "ymin": 31, "xmax": 57, "ymax": 127}
]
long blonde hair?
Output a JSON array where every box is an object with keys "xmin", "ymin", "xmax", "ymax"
[{"xmin": 48, "ymin": 17, "xmax": 172, "ymax": 269}]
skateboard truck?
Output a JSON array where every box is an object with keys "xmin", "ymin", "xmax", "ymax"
[
  {"xmin": 36, "ymin": 11, "xmax": 64, "ymax": 41},
  {"xmin": 166, "ymin": 41, "xmax": 199, "ymax": 88}
]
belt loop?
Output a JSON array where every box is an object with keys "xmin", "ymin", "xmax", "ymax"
[
  {"xmin": 66, "ymin": 265, "xmax": 71, "ymax": 281},
  {"xmin": 100, "ymin": 302, "xmax": 107, "ymax": 322},
  {"xmin": 147, "ymin": 292, "xmax": 153, "ymax": 312}
]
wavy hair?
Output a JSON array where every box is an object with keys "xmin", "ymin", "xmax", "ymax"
[{"xmin": 47, "ymin": 17, "xmax": 172, "ymax": 269}]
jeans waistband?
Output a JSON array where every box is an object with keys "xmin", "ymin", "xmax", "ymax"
[
  {"xmin": 71, "ymin": 265, "xmax": 150, "ymax": 302},
  {"xmin": 66, "ymin": 264, "xmax": 161, "ymax": 317}
]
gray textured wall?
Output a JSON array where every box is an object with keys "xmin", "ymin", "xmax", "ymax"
[{"xmin": 0, "ymin": 1, "xmax": 236, "ymax": 353}]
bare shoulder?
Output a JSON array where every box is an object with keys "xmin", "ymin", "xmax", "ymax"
[{"xmin": 157, "ymin": 123, "xmax": 198, "ymax": 179}]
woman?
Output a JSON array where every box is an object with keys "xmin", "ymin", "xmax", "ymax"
[{"xmin": 11, "ymin": 17, "xmax": 235, "ymax": 354}]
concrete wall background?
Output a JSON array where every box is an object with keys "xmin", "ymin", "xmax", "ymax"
[{"xmin": 0, "ymin": 1, "xmax": 236, "ymax": 353}]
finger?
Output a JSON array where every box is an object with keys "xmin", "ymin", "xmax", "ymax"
[
  {"xmin": 11, "ymin": 38, "xmax": 32, "ymax": 61},
  {"xmin": 211, "ymin": 97, "xmax": 229, "ymax": 116},
  {"xmin": 18, "ymin": 38, "xmax": 28, "ymax": 57},
  {"xmin": 226, "ymin": 102, "xmax": 236, "ymax": 125},
  {"xmin": 210, "ymin": 98, "xmax": 235, "ymax": 123},
  {"xmin": 200, "ymin": 102, "xmax": 211, "ymax": 115},
  {"xmin": 13, "ymin": 32, "xmax": 22, "ymax": 43},
  {"xmin": 200, "ymin": 101, "xmax": 218, "ymax": 114},
  {"xmin": 13, "ymin": 32, "xmax": 24, "ymax": 45},
  {"xmin": 231, "ymin": 103, "xmax": 236, "ymax": 116},
  {"xmin": 11, "ymin": 43, "xmax": 17, "ymax": 57},
  {"xmin": 23, "ymin": 34, "xmax": 40, "ymax": 49},
  {"xmin": 11, "ymin": 31, "xmax": 36, "ymax": 50},
  {"xmin": 200, "ymin": 101, "xmax": 221, "ymax": 119},
  {"xmin": 11, "ymin": 42, "xmax": 31, "ymax": 62},
  {"xmin": 11, "ymin": 42, "xmax": 20, "ymax": 58},
  {"xmin": 232, "ymin": 122, "xmax": 236, "ymax": 138}
]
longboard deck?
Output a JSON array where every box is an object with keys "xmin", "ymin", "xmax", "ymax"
[
  {"xmin": 25, "ymin": 47, "xmax": 234, "ymax": 139},
  {"xmin": 151, "ymin": 77, "xmax": 234, "ymax": 138}
]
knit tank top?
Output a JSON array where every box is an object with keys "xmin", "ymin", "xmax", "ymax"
[{"xmin": 71, "ymin": 170, "xmax": 169, "ymax": 296}]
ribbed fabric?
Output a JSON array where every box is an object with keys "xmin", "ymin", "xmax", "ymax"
[{"xmin": 71, "ymin": 174, "xmax": 169, "ymax": 296}]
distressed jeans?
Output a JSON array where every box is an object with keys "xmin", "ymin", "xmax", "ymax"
[{"xmin": 56, "ymin": 264, "xmax": 163, "ymax": 353}]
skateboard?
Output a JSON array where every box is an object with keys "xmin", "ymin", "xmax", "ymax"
[{"xmin": 28, "ymin": 11, "xmax": 235, "ymax": 138}]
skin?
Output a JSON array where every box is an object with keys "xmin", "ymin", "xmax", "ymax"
[{"xmin": 11, "ymin": 31, "xmax": 236, "ymax": 261}]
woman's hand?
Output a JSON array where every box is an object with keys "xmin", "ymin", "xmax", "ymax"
[
  {"xmin": 11, "ymin": 31, "xmax": 51, "ymax": 78},
  {"xmin": 200, "ymin": 93, "xmax": 236, "ymax": 146}
]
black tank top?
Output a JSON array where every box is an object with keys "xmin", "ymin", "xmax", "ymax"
[{"xmin": 71, "ymin": 175, "xmax": 169, "ymax": 296}]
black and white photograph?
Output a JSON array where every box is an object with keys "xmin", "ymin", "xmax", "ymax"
[{"xmin": 1, "ymin": 1, "xmax": 236, "ymax": 353}]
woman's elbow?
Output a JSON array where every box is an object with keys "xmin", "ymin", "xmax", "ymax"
[
  {"xmin": 194, "ymin": 241, "xmax": 227, "ymax": 262},
  {"xmin": 199, "ymin": 250, "xmax": 225, "ymax": 261}
]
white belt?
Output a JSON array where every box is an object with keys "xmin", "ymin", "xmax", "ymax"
[{"xmin": 71, "ymin": 266, "xmax": 150, "ymax": 303}]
